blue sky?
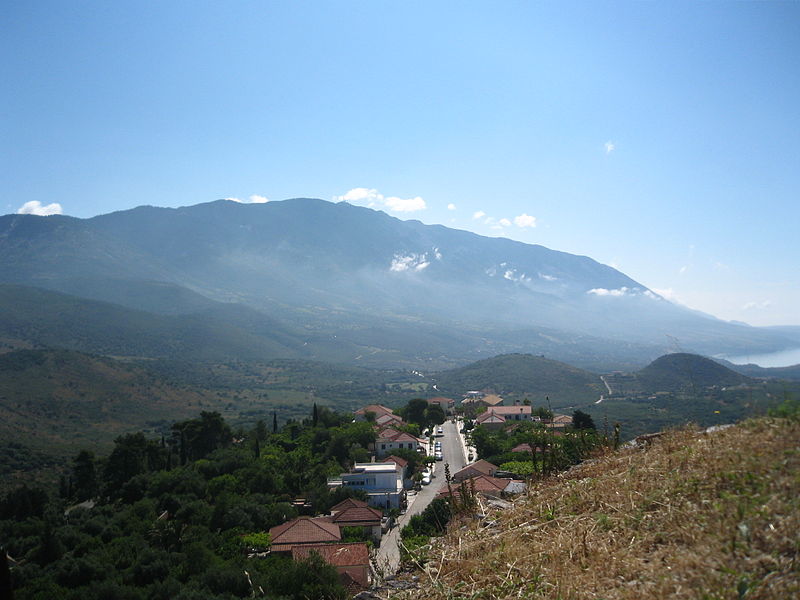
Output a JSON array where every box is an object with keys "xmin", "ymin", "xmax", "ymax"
[{"xmin": 3, "ymin": 1, "xmax": 799, "ymax": 326}]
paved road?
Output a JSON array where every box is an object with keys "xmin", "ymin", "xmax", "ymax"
[{"xmin": 374, "ymin": 419, "xmax": 467, "ymax": 577}]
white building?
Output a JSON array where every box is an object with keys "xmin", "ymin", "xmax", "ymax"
[{"xmin": 339, "ymin": 463, "xmax": 405, "ymax": 509}]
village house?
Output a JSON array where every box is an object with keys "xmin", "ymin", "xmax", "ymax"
[
  {"xmin": 374, "ymin": 428, "xmax": 423, "ymax": 457},
  {"xmin": 427, "ymin": 396, "xmax": 456, "ymax": 415},
  {"xmin": 354, "ymin": 404, "xmax": 395, "ymax": 422},
  {"xmin": 374, "ymin": 412, "xmax": 405, "ymax": 429},
  {"xmin": 381, "ymin": 455, "xmax": 413, "ymax": 488},
  {"xmin": 291, "ymin": 543, "xmax": 371, "ymax": 592},
  {"xmin": 452, "ymin": 459, "xmax": 499, "ymax": 482},
  {"xmin": 268, "ymin": 516, "xmax": 341, "ymax": 553},
  {"xmin": 338, "ymin": 462, "xmax": 405, "ymax": 509},
  {"xmin": 437, "ymin": 474, "xmax": 526, "ymax": 500},
  {"xmin": 461, "ymin": 393, "xmax": 504, "ymax": 416},
  {"xmin": 328, "ymin": 498, "xmax": 383, "ymax": 543},
  {"xmin": 475, "ymin": 410, "xmax": 506, "ymax": 429}
]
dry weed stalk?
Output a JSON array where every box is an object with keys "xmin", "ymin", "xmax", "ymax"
[{"xmin": 393, "ymin": 417, "xmax": 800, "ymax": 599}]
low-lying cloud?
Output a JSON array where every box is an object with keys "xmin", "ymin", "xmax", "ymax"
[
  {"xmin": 336, "ymin": 188, "xmax": 426, "ymax": 213},
  {"xmin": 226, "ymin": 195, "xmax": 270, "ymax": 204},
  {"xmin": 17, "ymin": 201, "xmax": 63, "ymax": 216}
]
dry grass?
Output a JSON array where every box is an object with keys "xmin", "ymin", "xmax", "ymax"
[{"xmin": 394, "ymin": 417, "xmax": 800, "ymax": 599}]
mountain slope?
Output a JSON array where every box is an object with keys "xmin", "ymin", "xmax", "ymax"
[
  {"xmin": 0, "ymin": 284, "xmax": 308, "ymax": 361},
  {"xmin": 1, "ymin": 198, "xmax": 795, "ymax": 367}
]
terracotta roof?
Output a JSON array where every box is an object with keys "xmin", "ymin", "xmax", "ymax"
[
  {"xmin": 453, "ymin": 460, "xmax": 498, "ymax": 482},
  {"xmin": 291, "ymin": 542, "xmax": 370, "ymax": 567},
  {"xmin": 376, "ymin": 427, "xmax": 401, "ymax": 439},
  {"xmin": 483, "ymin": 394, "xmax": 504, "ymax": 406},
  {"xmin": 330, "ymin": 505, "xmax": 383, "ymax": 525},
  {"xmin": 382, "ymin": 455, "xmax": 408, "ymax": 468},
  {"xmin": 375, "ymin": 413, "xmax": 404, "ymax": 425},
  {"xmin": 436, "ymin": 474, "xmax": 510, "ymax": 498},
  {"xmin": 511, "ymin": 443, "xmax": 533, "ymax": 453},
  {"xmin": 428, "ymin": 396, "xmax": 455, "ymax": 405},
  {"xmin": 377, "ymin": 430, "xmax": 419, "ymax": 444},
  {"xmin": 269, "ymin": 517, "xmax": 341, "ymax": 551},
  {"xmin": 330, "ymin": 498, "xmax": 369, "ymax": 513},
  {"xmin": 476, "ymin": 411, "xmax": 505, "ymax": 424},
  {"xmin": 292, "ymin": 543, "xmax": 370, "ymax": 589},
  {"xmin": 355, "ymin": 404, "xmax": 394, "ymax": 417},
  {"xmin": 488, "ymin": 405, "xmax": 532, "ymax": 415}
]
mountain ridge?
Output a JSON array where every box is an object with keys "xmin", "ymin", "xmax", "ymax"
[{"xmin": 1, "ymin": 198, "xmax": 795, "ymax": 368}]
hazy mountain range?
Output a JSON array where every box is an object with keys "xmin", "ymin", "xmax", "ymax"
[{"xmin": 1, "ymin": 198, "xmax": 797, "ymax": 370}]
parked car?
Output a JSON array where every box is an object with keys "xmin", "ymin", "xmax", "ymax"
[
  {"xmin": 436, "ymin": 427, "xmax": 444, "ymax": 435},
  {"xmin": 434, "ymin": 451, "xmax": 443, "ymax": 461},
  {"xmin": 421, "ymin": 471, "xmax": 432, "ymax": 485},
  {"xmin": 381, "ymin": 516, "xmax": 395, "ymax": 532}
]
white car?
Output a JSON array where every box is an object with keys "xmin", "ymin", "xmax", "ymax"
[
  {"xmin": 421, "ymin": 471, "xmax": 432, "ymax": 485},
  {"xmin": 434, "ymin": 451, "xmax": 443, "ymax": 461},
  {"xmin": 436, "ymin": 427, "xmax": 444, "ymax": 435}
]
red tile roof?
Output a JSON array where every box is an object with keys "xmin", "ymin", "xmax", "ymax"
[
  {"xmin": 330, "ymin": 497, "xmax": 369, "ymax": 514},
  {"xmin": 330, "ymin": 505, "xmax": 382, "ymax": 525},
  {"xmin": 355, "ymin": 404, "xmax": 394, "ymax": 417},
  {"xmin": 382, "ymin": 455, "xmax": 408, "ymax": 468},
  {"xmin": 428, "ymin": 396, "xmax": 455, "ymax": 405},
  {"xmin": 291, "ymin": 542, "xmax": 370, "ymax": 567},
  {"xmin": 453, "ymin": 459, "xmax": 498, "ymax": 481},
  {"xmin": 512, "ymin": 443, "xmax": 537, "ymax": 453},
  {"xmin": 291, "ymin": 543, "xmax": 370, "ymax": 588},
  {"xmin": 436, "ymin": 474, "xmax": 510, "ymax": 498},
  {"xmin": 269, "ymin": 517, "xmax": 341, "ymax": 551},
  {"xmin": 488, "ymin": 405, "xmax": 532, "ymax": 416}
]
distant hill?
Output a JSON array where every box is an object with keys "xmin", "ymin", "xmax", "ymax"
[
  {"xmin": 1, "ymin": 198, "xmax": 796, "ymax": 369},
  {"xmin": 635, "ymin": 353, "xmax": 753, "ymax": 393},
  {"xmin": 584, "ymin": 353, "xmax": 788, "ymax": 439},
  {"xmin": 432, "ymin": 353, "xmax": 604, "ymax": 407},
  {"xmin": 0, "ymin": 349, "xmax": 220, "ymax": 460},
  {"xmin": 720, "ymin": 359, "xmax": 800, "ymax": 382}
]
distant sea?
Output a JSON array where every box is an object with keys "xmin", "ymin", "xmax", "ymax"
[{"xmin": 725, "ymin": 347, "xmax": 800, "ymax": 368}]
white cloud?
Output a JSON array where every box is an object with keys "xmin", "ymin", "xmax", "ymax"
[
  {"xmin": 226, "ymin": 194, "xmax": 270, "ymax": 204},
  {"xmin": 433, "ymin": 247, "xmax": 442, "ymax": 260},
  {"xmin": 743, "ymin": 300, "xmax": 772, "ymax": 311},
  {"xmin": 390, "ymin": 252, "xmax": 431, "ymax": 272},
  {"xmin": 514, "ymin": 213, "xmax": 537, "ymax": 228},
  {"xmin": 17, "ymin": 201, "xmax": 63, "ymax": 216},
  {"xmin": 336, "ymin": 187, "xmax": 426, "ymax": 213},
  {"xmin": 498, "ymin": 218, "xmax": 511, "ymax": 227},
  {"xmin": 447, "ymin": 203, "xmax": 457, "ymax": 211},
  {"xmin": 679, "ymin": 265, "xmax": 689, "ymax": 275},
  {"xmin": 587, "ymin": 287, "xmax": 633, "ymax": 297},
  {"xmin": 604, "ymin": 141, "xmax": 615, "ymax": 154},
  {"xmin": 472, "ymin": 210, "xmax": 486, "ymax": 220},
  {"xmin": 539, "ymin": 273, "xmax": 557, "ymax": 281},
  {"xmin": 384, "ymin": 195, "xmax": 426, "ymax": 212}
]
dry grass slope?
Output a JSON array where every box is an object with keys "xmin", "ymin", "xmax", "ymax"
[{"xmin": 399, "ymin": 417, "xmax": 799, "ymax": 599}]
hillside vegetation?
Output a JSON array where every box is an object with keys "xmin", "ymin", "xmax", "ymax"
[
  {"xmin": 432, "ymin": 353, "xmax": 604, "ymax": 407},
  {"xmin": 635, "ymin": 353, "xmax": 752, "ymax": 392},
  {"xmin": 397, "ymin": 414, "xmax": 800, "ymax": 599}
]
